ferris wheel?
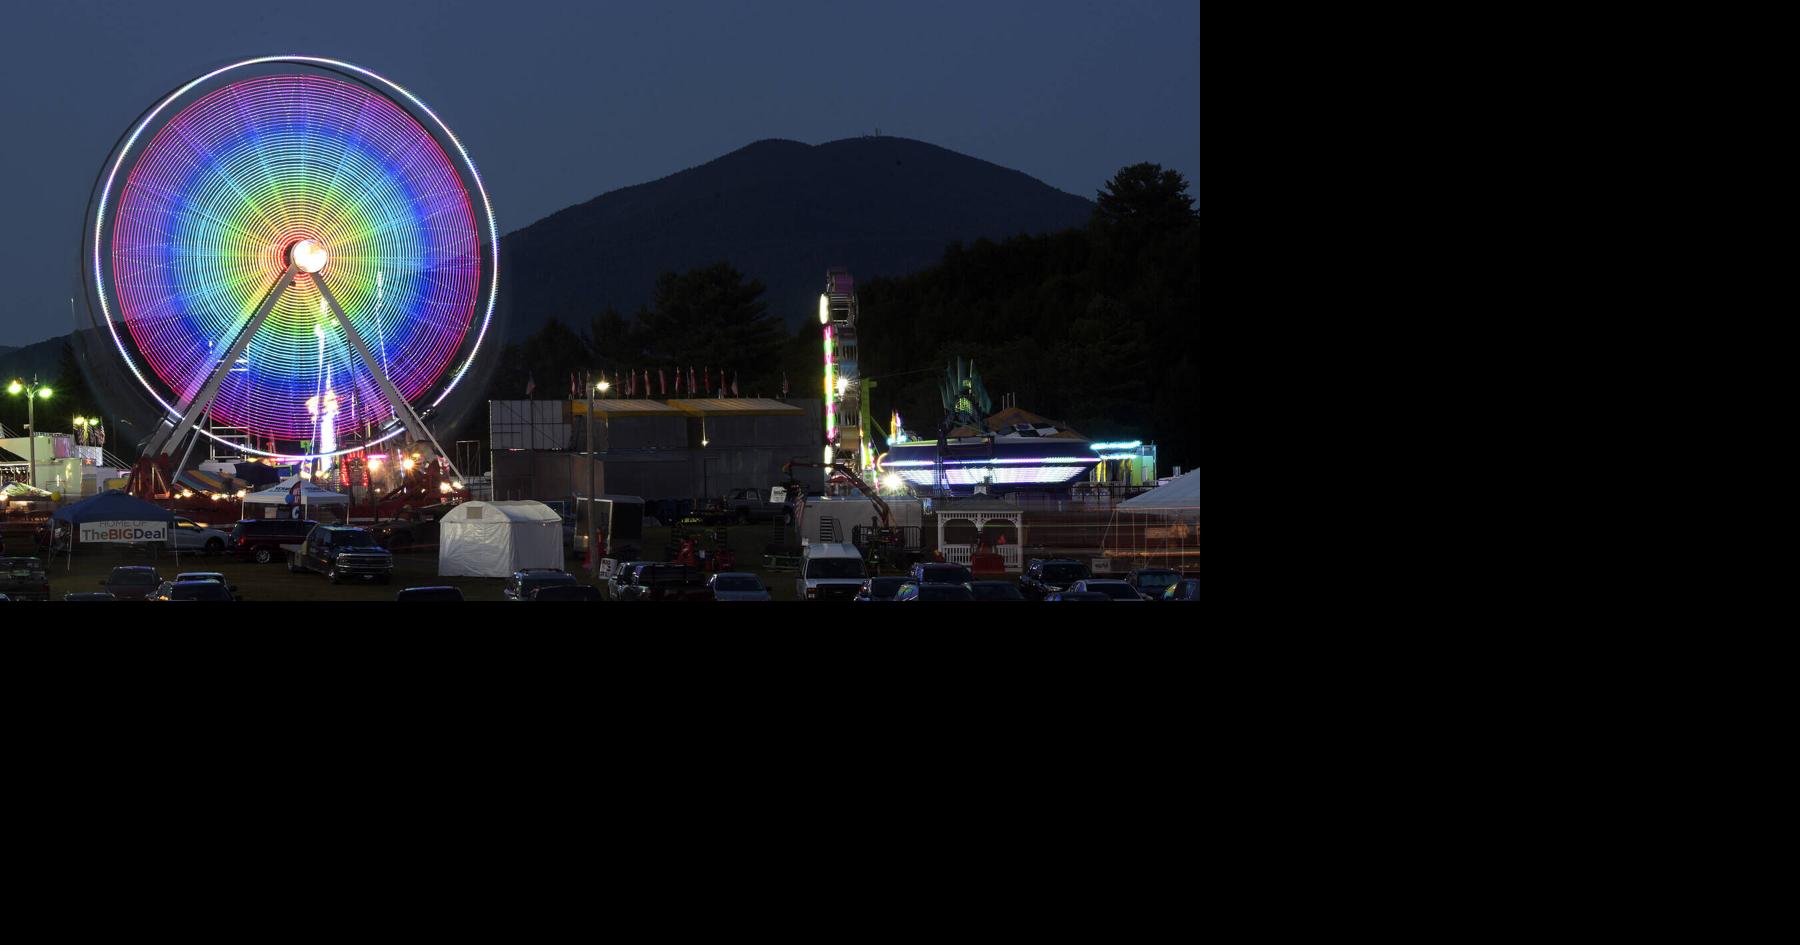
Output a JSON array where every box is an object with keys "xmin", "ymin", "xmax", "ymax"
[{"xmin": 84, "ymin": 56, "xmax": 498, "ymax": 477}]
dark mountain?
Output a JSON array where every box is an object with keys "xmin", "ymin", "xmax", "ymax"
[{"xmin": 499, "ymin": 137, "xmax": 1094, "ymax": 337}]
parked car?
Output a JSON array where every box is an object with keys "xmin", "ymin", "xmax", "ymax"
[
  {"xmin": 709, "ymin": 572, "xmax": 771, "ymax": 601},
  {"xmin": 168, "ymin": 517, "xmax": 230, "ymax": 554},
  {"xmin": 910, "ymin": 562, "xmax": 974, "ymax": 586},
  {"xmin": 1163, "ymin": 577, "xmax": 1200, "ymax": 601},
  {"xmin": 855, "ymin": 577, "xmax": 909, "ymax": 602},
  {"xmin": 623, "ymin": 564, "xmax": 713, "ymax": 601},
  {"xmin": 231, "ymin": 519, "xmax": 318, "ymax": 564},
  {"xmin": 174, "ymin": 571, "xmax": 238, "ymax": 600},
  {"xmin": 101, "ymin": 565, "xmax": 162, "ymax": 600},
  {"xmin": 894, "ymin": 582, "xmax": 975, "ymax": 601},
  {"xmin": 64, "ymin": 592, "xmax": 117, "ymax": 601},
  {"xmin": 532, "ymin": 584, "xmax": 604, "ymax": 601},
  {"xmin": 154, "ymin": 580, "xmax": 235, "ymax": 601},
  {"xmin": 0, "ymin": 556, "xmax": 50, "ymax": 601},
  {"xmin": 1069, "ymin": 580, "xmax": 1146, "ymax": 601},
  {"xmin": 1046, "ymin": 591, "xmax": 1112, "ymax": 601},
  {"xmin": 796, "ymin": 542, "xmax": 868, "ymax": 601},
  {"xmin": 724, "ymin": 487, "xmax": 786, "ymax": 522},
  {"xmin": 1020, "ymin": 558, "xmax": 1091, "ymax": 600},
  {"xmin": 967, "ymin": 581, "xmax": 1027, "ymax": 601},
  {"xmin": 1124, "ymin": 568, "xmax": 1183, "ymax": 601},
  {"xmin": 504, "ymin": 568, "xmax": 579, "ymax": 601},
  {"xmin": 605, "ymin": 561, "xmax": 644, "ymax": 601},
  {"xmin": 396, "ymin": 586, "xmax": 466, "ymax": 602}
]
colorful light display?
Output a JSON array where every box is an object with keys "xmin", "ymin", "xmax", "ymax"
[{"xmin": 91, "ymin": 57, "xmax": 498, "ymax": 460}]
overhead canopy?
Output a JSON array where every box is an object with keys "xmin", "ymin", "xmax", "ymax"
[
  {"xmin": 243, "ymin": 475, "xmax": 350, "ymax": 506},
  {"xmin": 438, "ymin": 500, "xmax": 564, "ymax": 577},
  {"xmin": 51, "ymin": 489, "xmax": 176, "ymax": 525},
  {"xmin": 1117, "ymin": 469, "xmax": 1200, "ymax": 519},
  {"xmin": 234, "ymin": 462, "xmax": 283, "ymax": 487}
]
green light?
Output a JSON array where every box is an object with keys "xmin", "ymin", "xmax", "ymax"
[
  {"xmin": 6, "ymin": 381, "xmax": 20, "ymax": 395},
  {"xmin": 36, "ymin": 388, "xmax": 51, "ymax": 399}
]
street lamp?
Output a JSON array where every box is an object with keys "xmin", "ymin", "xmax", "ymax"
[{"xmin": 7, "ymin": 377, "xmax": 53, "ymax": 488}]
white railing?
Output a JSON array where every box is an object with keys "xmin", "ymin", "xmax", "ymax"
[{"xmin": 938, "ymin": 544, "xmax": 1022, "ymax": 572}]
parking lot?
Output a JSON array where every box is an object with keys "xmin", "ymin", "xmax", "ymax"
[{"xmin": 18, "ymin": 524, "xmax": 822, "ymax": 601}]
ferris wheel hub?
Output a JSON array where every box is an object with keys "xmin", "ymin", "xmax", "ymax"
[{"xmin": 289, "ymin": 239, "xmax": 329, "ymax": 274}]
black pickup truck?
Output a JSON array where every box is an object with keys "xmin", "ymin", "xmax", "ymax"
[{"xmin": 282, "ymin": 526, "xmax": 395, "ymax": 584}]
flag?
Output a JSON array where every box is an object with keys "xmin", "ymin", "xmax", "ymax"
[
  {"xmin": 643, "ymin": 369, "xmax": 650, "ymax": 398},
  {"xmin": 626, "ymin": 370, "xmax": 633, "ymax": 398},
  {"xmin": 688, "ymin": 366, "xmax": 696, "ymax": 392},
  {"xmin": 674, "ymin": 369, "xmax": 682, "ymax": 395},
  {"xmin": 660, "ymin": 368, "xmax": 667, "ymax": 396},
  {"xmin": 526, "ymin": 373, "xmax": 536, "ymax": 398},
  {"xmin": 570, "ymin": 372, "xmax": 578, "ymax": 399},
  {"xmin": 781, "ymin": 371, "xmax": 789, "ymax": 399},
  {"xmin": 732, "ymin": 372, "xmax": 739, "ymax": 397}
]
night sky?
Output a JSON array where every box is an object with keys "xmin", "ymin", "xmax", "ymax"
[{"xmin": 0, "ymin": 0, "xmax": 1200, "ymax": 347}]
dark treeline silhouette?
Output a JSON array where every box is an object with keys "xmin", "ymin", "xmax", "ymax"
[
  {"xmin": 857, "ymin": 162, "xmax": 1201, "ymax": 470},
  {"xmin": 464, "ymin": 161, "xmax": 1199, "ymax": 472}
]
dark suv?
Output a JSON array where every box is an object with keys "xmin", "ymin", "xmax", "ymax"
[
  {"xmin": 1021, "ymin": 558, "xmax": 1091, "ymax": 600},
  {"xmin": 619, "ymin": 564, "xmax": 712, "ymax": 601},
  {"xmin": 231, "ymin": 518, "xmax": 318, "ymax": 564}
]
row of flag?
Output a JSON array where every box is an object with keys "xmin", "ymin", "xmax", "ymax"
[{"xmin": 527, "ymin": 368, "xmax": 792, "ymax": 400}]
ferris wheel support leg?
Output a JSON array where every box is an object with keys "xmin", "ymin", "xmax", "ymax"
[
  {"xmin": 146, "ymin": 266, "xmax": 298, "ymax": 462},
  {"xmin": 313, "ymin": 275, "xmax": 462, "ymax": 481}
]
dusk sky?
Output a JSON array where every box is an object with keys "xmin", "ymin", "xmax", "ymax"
[{"xmin": 0, "ymin": 0, "xmax": 1200, "ymax": 348}]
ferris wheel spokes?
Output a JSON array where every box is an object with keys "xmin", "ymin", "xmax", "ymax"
[
  {"xmin": 142, "ymin": 262, "xmax": 298, "ymax": 460},
  {"xmin": 313, "ymin": 274, "xmax": 460, "ymax": 479}
]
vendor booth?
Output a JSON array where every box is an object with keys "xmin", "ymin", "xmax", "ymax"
[
  {"xmin": 49, "ymin": 488, "xmax": 178, "ymax": 570},
  {"xmin": 438, "ymin": 501, "xmax": 564, "ymax": 577},
  {"xmin": 241, "ymin": 475, "xmax": 350, "ymax": 524}
]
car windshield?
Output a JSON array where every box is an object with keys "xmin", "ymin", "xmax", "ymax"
[
  {"xmin": 918, "ymin": 584, "xmax": 974, "ymax": 601},
  {"xmin": 1086, "ymin": 583, "xmax": 1140, "ymax": 599},
  {"xmin": 169, "ymin": 583, "xmax": 231, "ymax": 600},
  {"xmin": 969, "ymin": 583, "xmax": 1025, "ymax": 600},
  {"xmin": 111, "ymin": 571, "xmax": 157, "ymax": 585},
  {"xmin": 1043, "ymin": 564, "xmax": 1087, "ymax": 583},
  {"xmin": 1135, "ymin": 571, "xmax": 1180, "ymax": 590},
  {"xmin": 715, "ymin": 577, "xmax": 763, "ymax": 592},
  {"xmin": 177, "ymin": 574, "xmax": 224, "ymax": 583},
  {"xmin": 535, "ymin": 585, "xmax": 597, "ymax": 599},
  {"xmin": 2, "ymin": 558, "xmax": 44, "ymax": 572},
  {"xmin": 806, "ymin": 558, "xmax": 866, "ymax": 579},
  {"xmin": 523, "ymin": 573, "xmax": 578, "ymax": 589},
  {"xmin": 919, "ymin": 565, "xmax": 972, "ymax": 583},
  {"xmin": 330, "ymin": 532, "xmax": 377, "ymax": 547}
]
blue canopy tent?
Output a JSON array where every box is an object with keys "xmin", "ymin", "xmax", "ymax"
[{"xmin": 51, "ymin": 488, "xmax": 178, "ymax": 571}]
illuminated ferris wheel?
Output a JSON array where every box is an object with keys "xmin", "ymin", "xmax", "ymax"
[{"xmin": 85, "ymin": 56, "xmax": 498, "ymax": 475}]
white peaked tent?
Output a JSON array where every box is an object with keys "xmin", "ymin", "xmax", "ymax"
[
  {"xmin": 241, "ymin": 475, "xmax": 350, "ymax": 523},
  {"xmin": 1107, "ymin": 469, "xmax": 1200, "ymax": 570},
  {"xmin": 1117, "ymin": 469, "xmax": 1201, "ymax": 520},
  {"xmin": 438, "ymin": 500, "xmax": 564, "ymax": 577}
]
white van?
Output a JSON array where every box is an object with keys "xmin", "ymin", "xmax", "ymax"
[{"xmin": 796, "ymin": 542, "xmax": 868, "ymax": 601}]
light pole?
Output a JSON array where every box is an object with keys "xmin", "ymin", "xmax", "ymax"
[
  {"xmin": 588, "ymin": 377, "xmax": 609, "ymax": 571},
  {"xmin": 7, "ymin": 378, "xmax": 53, "ymax": 489}
]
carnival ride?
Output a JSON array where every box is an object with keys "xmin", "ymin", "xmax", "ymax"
[{"xmin": 83, "ymin": 57, "xmax": 497, "ymax": 507}]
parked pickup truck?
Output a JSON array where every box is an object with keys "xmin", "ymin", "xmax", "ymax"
[
  {"xmin": 282, "ymin": 525, "xmax": 394, "ymax": 585},
  {"xmin": 724, "ymin": 487, "xmax": 787, "ymax": 523}
]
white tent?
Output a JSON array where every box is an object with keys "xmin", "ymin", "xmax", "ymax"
[
  {"xmin": 438, "ymin": 501, "xmax": 564, "ymax": 577},
  {"xmin": 1117, "ymin": 469, "xmax": 1201, "ymax": 521},
  {"xmin": 241, "ymin": 475, "xmax": 351, "ymax": 523}
]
